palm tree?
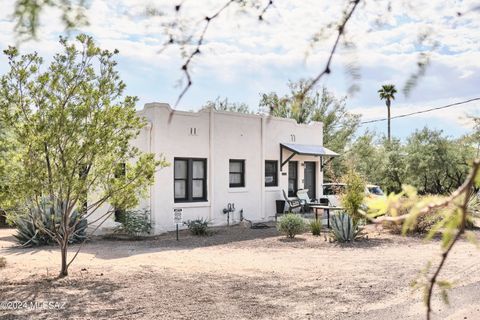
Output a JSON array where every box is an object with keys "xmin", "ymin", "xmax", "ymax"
[{"xmin": 378, "ymin": 84, "xmax": 397, "ymax": 142}]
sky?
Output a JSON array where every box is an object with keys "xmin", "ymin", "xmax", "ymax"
[{"xmin": 0, "ymin": 0, "xmax": 479, "ymax": 140}]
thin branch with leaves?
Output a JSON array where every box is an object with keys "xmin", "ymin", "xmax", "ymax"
[{"xmin": 365, "ymin": 159, "xmax": 480, "ymax": 320}]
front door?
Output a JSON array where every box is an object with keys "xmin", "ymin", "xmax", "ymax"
[{"xmin": 304, "ymin": 162, "xmax": 316, "ymax": 200}]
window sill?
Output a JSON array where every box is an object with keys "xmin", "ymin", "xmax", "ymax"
[
  {"xmin": 265, "ymin": 187, "xmax": 280, "ymax": 192},
  {"xmin": 173, "ymin": 201, "xmax": 210, "ymax": 208},
  {"xmin": 228, "ymin": 188, "xmax": 248, "ymax": 193}
]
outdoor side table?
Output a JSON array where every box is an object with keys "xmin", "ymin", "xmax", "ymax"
[{"xmin": 308, "ymin": 204, "xmax": 344, "ymax": 228}]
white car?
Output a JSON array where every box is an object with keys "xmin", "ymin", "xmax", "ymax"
[{"xmin": 322, "ymin": 183, "xmax": 384, "ymax": 207}]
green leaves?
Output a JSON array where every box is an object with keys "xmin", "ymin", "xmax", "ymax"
[
  {"xmin": 13, "ymin": 0, "xmax": 89, "ymax": 41},
  {"xmin": 0, "ymin": 34, "xmax": 168, "ymax": 275},
  {"xmin": 0, "ymin": 33, "xmax": 166, "ymax": 228},
  {"xmin": 349, "ymin": 128, "xmax": 475, "ymax": 195},
  {"xmin": 340, "ymin": 168, "xmax": 365, "ymax": 223},
  {"xmin": 259, "ymin": 81, "xmax": 360, "ymax": 178},
  {"xmin": 202, "ymin": 97, "xmax": 251, "ymax": 114},
  {"xmin": 378, "ymin": 84, "xmax": 397, "ymax": 101}
]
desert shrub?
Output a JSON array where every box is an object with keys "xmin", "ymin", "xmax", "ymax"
[
  {"xmin": 381, "ymin": 197, "xmax": 444, "ymax": 235},
  {"xmin": 330, "ymin": 211, "xmax": 362, "ymax": 242},
  {"xmin": 114, "ymin": 209, "xmax": 151, "ymax": 237},
  {"xmin": 381, "ymin": 203, "xmax": 409, "ymax": 234},
  {"xmin": 415, "ymin": 212, "xmax": 443, "ymax": 233},
  {"xmin": 310, "ymin": 220, "xmax": 322, "ymax": 236},
  {"xmin": 0, "ymin": 256, "xmax": 6, "ymax": 268},
  {"xmin": 341, "ymin": 168, "xmax": 366, "ymax": 224},
  {"xmin": 277, "ymin": 213, "xmax": 305, "ymax": 238},
  {"xmin": 186, "ymin": 218, "xmax": 209, "ymax": 236},
  {"xmin": 15, "ymin": 204, "xmax": 87, "ymax": 246},
  {"xmin": 383, "ymin": 212, "xmax": 442, "ymax": 234}
]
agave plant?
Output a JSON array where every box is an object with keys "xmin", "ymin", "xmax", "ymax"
[
  {"xmin": 14, "ymin": 202, "xmax": 87, "ymax": 246},
  {"xmin": 330, "ymin": 211, "xmax": 362, "ymax": 242},
  {"xmin": 466, "ymin": 191, "xmax": 480, "ymax": 229}
]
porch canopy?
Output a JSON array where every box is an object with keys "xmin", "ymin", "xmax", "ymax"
[{"xmin": 280, "ymin": 143, "xmax": 339, "ymax": 170}]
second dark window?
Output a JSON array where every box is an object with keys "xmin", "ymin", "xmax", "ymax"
[
  {"xmin": 229, "ymin": 159, "xmax": 245, "ymax": 188},
  {"xmin": 265, "ymin": 160, "xmax": 278, "ymax": 187}
]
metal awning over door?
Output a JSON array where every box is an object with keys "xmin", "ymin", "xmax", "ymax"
[{"xmin": 280, "ymin": 143, "xmax": 339, "ymax": 170}]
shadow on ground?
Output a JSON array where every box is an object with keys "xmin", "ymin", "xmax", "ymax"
[
  {"xmin": 1, "ymin": 225, "xmax": 282, "ymax": 260},
  {"xmin": 0, "ymin": 276, "xmax": 126, "ymax": 319}
]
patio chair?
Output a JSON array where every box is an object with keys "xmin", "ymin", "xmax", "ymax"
[
  {"xmin": 281, "ymin": 190, "xmax": 304, "ymax": 214},
  {"xmin": 296, "ymin": 189, "xmax": 319, "ymax": 212}
]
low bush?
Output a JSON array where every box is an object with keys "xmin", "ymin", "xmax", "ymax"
[
  {"xmin": 310, "ymin": 220, "xmax": 322, "ymax": 236},
  {"xmin": 0, "ymin": 257, "xmax": 6, "ymax": 268},
  {"xmin": 186, "ymin": 218, "xmax": 209, "ymax": 236},
  {"xmin": 277, "ymin": 213, "xmax": 305, "ymax": 238},
  {"xmin": 415, "ymin": 212, "xmax": 443, "ymax": 233},
  {"xmin": 381, "ymin": 203, "xmax": 442, "ymax": 235},
  {"xmin": 114, "ymin": 209, "xmax": 152, "ymax": 237}
]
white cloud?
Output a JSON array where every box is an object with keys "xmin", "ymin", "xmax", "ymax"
[{"xmin": 0, "ymin": 0, "xmax": 479, "ymax": 137}]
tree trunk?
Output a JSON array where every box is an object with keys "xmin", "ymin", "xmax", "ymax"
[
  {"xmin": 60, "ymin": 241, "xmax": 68, "ymax": 277},
  {"xmin": 387, "ymin": 100, "xmax": 391, "ymax": 142}
]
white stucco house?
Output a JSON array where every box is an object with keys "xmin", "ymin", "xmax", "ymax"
[{"xmin": 94, "ymin": 102, "xmax": 338, "ymax": 235}]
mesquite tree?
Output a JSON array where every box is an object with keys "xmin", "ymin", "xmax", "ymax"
[{"xmin": 0, "ymin": 34, "xmax": 165, "ymax": 277}]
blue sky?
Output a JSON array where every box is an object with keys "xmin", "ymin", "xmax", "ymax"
[{"xmin": 0, "ymin": 0, "xmax": 479, "ymax": 140}]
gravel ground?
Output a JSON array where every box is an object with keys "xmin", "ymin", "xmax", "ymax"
[{"xmin": 0, "ymin": 225, "xmax": 479, "ymax": 320}]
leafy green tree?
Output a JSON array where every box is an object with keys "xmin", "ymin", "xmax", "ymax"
[
  {"xmin": 0, "ymin": 35, "xmax": 166, "ymax": 277},
  {"xmin": 341, "ymin": 168, "xmax": 365, "ymax": 224},
  {"xmin": 346, "ymin": 133, "xmax": 405, "ymax": 193},
  {"xmin": 260, "ymin": 80, "xmax": 360, "ymax": 178},
  {"xmin": 202, "ymin": 97, "xmax": 251, "ymax": 114},
  {"xmin": 378, "ymin": 84, "xmax": 397, "ymax": 142},
  {"xmin": 259, "ymin": 80, "xmax": 313, "ymax": 124},
  {"xmin": 346, "ymin": 131, "xmax": 381, "ymax": 184},
  {"xmin": 379, "ymin": 138, "xmax": 407, "ymax": 193},
  {"xmin": 404, "ymin": 128, "xmax": 474, "ymax": 194},
  {"xmin": 349, "ymin": 129, "xmax": 475, "ymax": 195}
]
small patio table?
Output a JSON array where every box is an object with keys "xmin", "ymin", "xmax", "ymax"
[{"xmin": 308, "ymin": 204, "xmax": 344, "ymax": 228}]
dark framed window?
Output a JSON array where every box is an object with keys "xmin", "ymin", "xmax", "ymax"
[
  {"xmin": 229, "ymin": 160, "xmax": 245, "ymax": 188},
  {"xmin": 288, "ymin": 161, "xmax": 298, "ymax": 197},
  {"xmin": 265, "ymin": 160, "xmax": 278, "ymax": 187},
  {"xmin": 174, "ymin": 158, "xmax": 207, "ymax": 202}
]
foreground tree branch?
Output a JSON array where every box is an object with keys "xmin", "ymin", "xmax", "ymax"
[
  {"xmin": 424, "ymin": 159, "xmax": 480, "ymax": 320},
  {"xmin": 301, "ymin": 0, "xmax": 361, "ymax": 98},
  {"xmin": 365, "ymin": 159, "xmax": 480, "ymax": 320}
]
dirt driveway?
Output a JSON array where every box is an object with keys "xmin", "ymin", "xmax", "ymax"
[{"xmin": 0, "ymin": 225, "xmax": 479, "ymax": 320}]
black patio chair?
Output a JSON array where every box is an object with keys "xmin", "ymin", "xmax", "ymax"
[{"xmin": 282, "ymin": 190, "xmax": 305, "ymax": 214}]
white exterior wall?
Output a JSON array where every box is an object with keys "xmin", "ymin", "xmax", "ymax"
[{"xmin": 92, "ymin": 102, "xmax": 325, "ymax": 235}]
